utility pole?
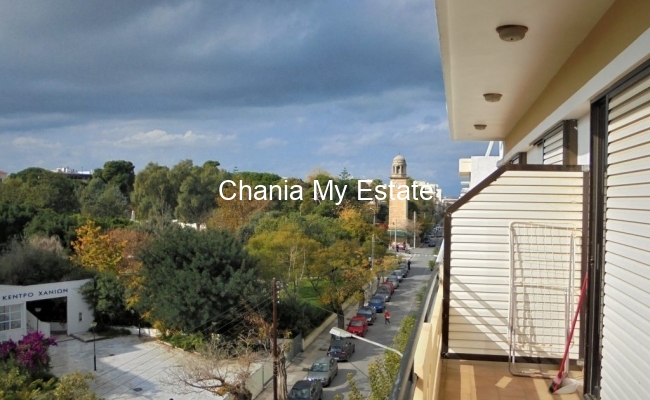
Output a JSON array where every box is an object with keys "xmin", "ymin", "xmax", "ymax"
[
  {"xmin": 413, "ymin": 211, "xmax": 417, "ymax": 248},
  {"xmin": 272, "ymin": 278, "xmax": 278, "ymax": 400},
  {"xmin": 371, "ymin": 211, "xmax": 376, "ymax": 270},
  {"xmin": 393, "ymin": 220, "xmax": 397, "ymax": 250}
]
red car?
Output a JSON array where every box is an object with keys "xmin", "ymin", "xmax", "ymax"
[
  {"xmin": 381, "ymin": 281, "xmax": 395, "ymax": 293},
  {"xmin": 347, "ymin": 316, "xmax": 369, "ymax": 337}
]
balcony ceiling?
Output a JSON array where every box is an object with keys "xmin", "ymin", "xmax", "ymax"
[{"xmin": 436, "ymin": 0, "xmax": 614, "ymax": 141}]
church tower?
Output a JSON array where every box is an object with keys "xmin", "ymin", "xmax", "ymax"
[{"xmin": 388, "ymin": 155, "xmax": 409, "ymax": 234}]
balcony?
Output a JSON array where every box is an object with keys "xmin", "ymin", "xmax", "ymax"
[
  {"xmin": 439, "ymin": 360, "xmax": 583, "ymax": 400},
  {"xmin": 409, "ymin": 165, "xmax": 588, "ymax": 400},
  {"xmin": 459, "ymin": 158, "xmax": 471, "ymax": 178}
]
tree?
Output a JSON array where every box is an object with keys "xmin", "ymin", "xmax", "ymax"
[
  {"xmin": 23, "ymin": 210, "xmax": 82, "ymax": 249},
  {"xmin": 167, "ymin": 336, "xmax": 258, "ymax": 400},
  {"xmin": 0, "ymin": 236, "xmax": 89, "ymax": 285},
  {"xmin": 339, "ymin": 168, "xmax": 352, "ymax": 180},
  {"xmin": 80, "ymin": 272, "xmax": 130, "ymax": 326},
  {"xmin": 79, "ymin": 179, "xmax": 129, "ymax": 219},
  {"xmin": 106, "ymin": 228, "xmax": 150, "ymax": 307},
  {"xmin": 247, "ymin": 221, "xmax": 319, "ymax": 298},
  {"xmin": 70, "ymin": 220, "xmax": 125, "ymax": 274},
  {"xmin": 135, "ymin": 227, "xmax": 265, "ymax": 336},
  {"xmin": 100, "ymin": 160, "xmax": 135, "ymax": 198},
  {"xmin": 0, "ymin": 202, "xmax": 38, "ymax": 248},
  {"xmin": 0, "ymin": 168, "xmax": 80, "ymax": 214},
  {"xmin": 209, "ymin": 186, "xmax": 270, "ymax": 232},
  {"xmin": 131, "ymin": 163, "xmax": 176, "ymax": 221},
  {"xmin": 309, "ymin": 240, "xmax": 372, "ymax": 328}
]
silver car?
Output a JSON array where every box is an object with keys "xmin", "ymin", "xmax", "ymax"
[{"xmin": 307, "ymin": 356, "xmax": 338, "ymax": 387}]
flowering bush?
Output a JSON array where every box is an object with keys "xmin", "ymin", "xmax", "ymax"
[{"xmin": 0, "ymin": 331, "xmax": 57, "ymax": 374}]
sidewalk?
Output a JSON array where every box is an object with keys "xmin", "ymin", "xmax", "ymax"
[{"xmin": 256, "ymin": 281, "xmax": 379, "ymax": 399}]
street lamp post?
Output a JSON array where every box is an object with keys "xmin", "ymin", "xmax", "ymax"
[
  {"xmin": 90, "ymin": 321, "xmax": 97, "ymax": 371},
  {"xmin": 371, "ymin": 211, "xmax": 376, "ymax": 271},
  {"xmin": 329, "ymin": 327, "xmax": 403, "ymax": 357}
]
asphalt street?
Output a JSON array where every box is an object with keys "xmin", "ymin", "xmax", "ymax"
[{"xmin": 258, "ymin": 244, "xmax": 438, "ymax": 399}]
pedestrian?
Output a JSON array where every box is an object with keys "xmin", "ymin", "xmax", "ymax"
[
  {"xmin": 407, "ymin": 260, "xmax": 411, "ymax": 270},
  {"xmin": 385, "ymin": 310, "xmax": 391, "ymax": 324}
]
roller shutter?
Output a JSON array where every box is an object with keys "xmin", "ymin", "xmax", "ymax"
[
  {"xmin": 601, "ymin": 72, "xmax": 650, "ymax": 400},
  {"xmin": 542, "ymin": 125, "xmax": 564, "ymax": 165}
]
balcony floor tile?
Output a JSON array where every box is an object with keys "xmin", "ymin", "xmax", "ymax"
[{"xmin": 439, "ymin": 359, "xmax": 583, "ymax": 400}]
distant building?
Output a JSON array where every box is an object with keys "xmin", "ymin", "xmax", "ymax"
[
  {"xmin": 0, "ymin": 170, "xmax": 8, "ymax": 182},
  {"xmin": 412, "ymin": 180, "xmax": 442, "ymax": 203},
  {"xmin": 458, "ymin": 141, "xmax": 502, "ymax": 196},
  {"xmin": 53, "ymin": 167, "xmax": 93, "ymax": 180}
]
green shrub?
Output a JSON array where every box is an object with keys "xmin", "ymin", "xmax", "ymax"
[
  {"xmin": 161, "ymin": 332, "xmax": 205, "ymax": 352},
  {"xmin": 278, "ymin": 298, "xmax": 330, "ymax": 337}
]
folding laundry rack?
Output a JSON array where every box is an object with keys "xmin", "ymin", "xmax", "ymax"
[{"xmin": 508, "ymin": 222, "xmax": 580, "ymax": 377}]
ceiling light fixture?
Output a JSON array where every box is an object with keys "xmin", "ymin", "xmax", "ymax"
[
  {"xmin": 474, "ymin": 124, "xmax": 487, "ymax": 130},
  {"xmin": 496, "ymin": 25, "xmax": 528, "ymax": 42},
  {"xmin": 483, "ymin": 93, "xmax": 502, "ymax": 102}
]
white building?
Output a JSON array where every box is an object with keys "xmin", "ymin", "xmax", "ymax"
[
  {"xmin": 412, "ymin": 180, "xmax": 442, "ymax": 203},
  {"xmin": 0, "ymin": 280, "xmax": 94, "ymax": 342}
]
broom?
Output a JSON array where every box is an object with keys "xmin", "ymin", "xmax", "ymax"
[{"xmin": 549, "ymin": 272, "xmax": 588, "ymax": 393}]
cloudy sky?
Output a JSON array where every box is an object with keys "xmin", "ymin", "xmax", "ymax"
[{"xmin": 0, "ymin": 0, "xmax": 491, "ymax": 197}]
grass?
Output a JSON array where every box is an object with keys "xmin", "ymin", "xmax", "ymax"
[
  {"xmin": 286, "ymin": 279, "xmax": 322, "ymax": 307},
  {"xmin": 415, "ymin": 284, "xmax": 428, "ymax": 304}
]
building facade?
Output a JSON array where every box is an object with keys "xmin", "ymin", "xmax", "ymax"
[
  {"xmin": 388, "ymin": 155, "xmax": 409, "ymax": 233},
  {"xmin": 411, "ymin": 1, "xmax": 650, "ymax": 399},
  {"xmin": 0, "ymin": 280, "xmax": 94, "ymax": 342}
]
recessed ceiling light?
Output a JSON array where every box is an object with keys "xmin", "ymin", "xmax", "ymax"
[
  {"xmin": 474, "ymin": 124, "xmax": 487, "ymax": 130},
  {"xmin": 483, "ymin": 93, "xmax": 502, "ymax": 102},
  {"xmin": 496, "ymin": 25, "xmax": 528, "ymax": 42}
]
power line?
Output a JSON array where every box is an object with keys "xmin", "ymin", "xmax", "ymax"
[{"xmin": 92, "ymin": 296, "xmax": 269, "ymax": 387}]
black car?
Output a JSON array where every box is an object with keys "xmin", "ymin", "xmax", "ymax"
[
  {"xmin": 288, "ymin": 380, "xmax": 323, "ymax": 400},
  {"xmin": 327, "ymin": 339, "xmax": 356, "ymax": 361},
  {"xmin": 356, "ymin": 306, "xmax": 377, "ymax": 324}
]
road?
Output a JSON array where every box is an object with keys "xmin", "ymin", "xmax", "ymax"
[{"xmin": 258, "ymin": 246, "xmax": 436, "ymax": 399}]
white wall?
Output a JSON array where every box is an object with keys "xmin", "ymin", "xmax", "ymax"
[
  {"xmin": 0, "ymin": 279, "xmax": 93, "ymax": 342},
  {"xmin": 469, "ymin": 156, "xmax": 500, "ymax": 189},
  {"xmin": 527, "ymin": 144, "xmax": 543, "ymax": 165},
  {"xmin": 577, "ymin": 113, "xmax": 591, "ymax": 165},
  {"xmin": 447, "ymin": 169, "xmax": 585, "ymax": 358}
]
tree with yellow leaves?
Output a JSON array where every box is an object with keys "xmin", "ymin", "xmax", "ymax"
[
  {"xmin": 71, "ymin": 220, "xmax": 125, "ymax": 274},
  {"xmin": 208, "ymin": 185, "xmax": 270, "ymax": 233},
  {"xmin": 309, "ymin": 240, "xmax": 373, "ymax": 328}
]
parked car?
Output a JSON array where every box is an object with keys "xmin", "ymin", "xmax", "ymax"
[
  {"xmin": 307, "ymin": 356, "xmax": 338, "ymax": 387},
  {"xmin": 347, "ymin": 315, "xmax": 369, "ymax": 337},
  {"xmin": 368, "ymin": 295, "xmax": 386, "ymax": 313},
  {"xmin": 327, "ymin": 339, "xmax": 355, "ymax": 361},
  {"xmin": 391, "ymin": 269, "xmax": 404, "ymax": 281},
  {"xmin": 381, "ymin": 280, "xmax": 395, "ymax": 293},
  {"xmin": 375, "ymin": 285, "xmax": 392, "ymax": 301},
  {"xmin": 398, "ymin": 265, "xmax": 409, "ymax": 277},
  {"xmin": 356, "ymin": 306, "xmax": 377, "ymax": 325},
  {"xmin": 288, "ymin": 380, "xmax": 323, "ymax": 400},
  {"xmin": 386, "ymin": 275, "xmax": 400, "ymax": 289}
]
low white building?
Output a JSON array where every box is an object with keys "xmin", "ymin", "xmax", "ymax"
[{"xmin": 0, "ymin": 279, "xmax": 94, "ymax": 342}]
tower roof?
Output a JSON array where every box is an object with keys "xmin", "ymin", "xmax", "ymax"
[{"xmin": 392, "ymin": 155, "xmax": 406, "ymax": 164}]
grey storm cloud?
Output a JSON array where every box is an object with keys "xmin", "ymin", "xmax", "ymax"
[
  {"xmin": 0, "ymin": 0, "xmax": 485, "ymax": 197},
  {"xmin": 0, "ymin": 1, "xmax": 441, "ymax": 117}
]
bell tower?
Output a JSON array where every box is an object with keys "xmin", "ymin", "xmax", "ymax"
[{"xmin": 388, "ymin": 155, "xmax": 409, "ymax": 234}]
